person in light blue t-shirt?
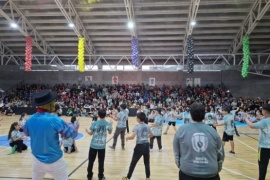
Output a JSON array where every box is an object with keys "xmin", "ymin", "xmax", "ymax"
[
  {"xmin": 149, "ymin": 108, "xmax": 164, "ymax": 151},
  {"xmin": 23, "ymin": 89, "xmax": 78, "ymax": 180},
  {"xmin": 204, "ymin": 107, "xmax": 217, "ymax": 130},
  {"xmin": 122, "ymin": 112, "xmax": 153, "ymax": 180},
  {"xmin": 214, "ymin": 106, "xmax": 235, "ymax": 154},
  {"xmin": 179, "ymin": 107, "xmax": 192, "ymax": 124},
  {"xmin": 110, "ymin": 104, "xmax": 128, "ymax": 150},
  {"xmin": 85, "ymin": 109, "xmax": 113, "ymax": 180},
  {"xmin": 163, "ymin": 106, "xmax": 178, "ymax": 135},
  {"xmin": 244, "ymin": 104, "xmax": 270, "ymax": 180}
]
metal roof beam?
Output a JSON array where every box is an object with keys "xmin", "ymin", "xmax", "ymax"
[
  {"xmin": 0, "ymin": 1, "xmax": 63, "ymax": 65},
  {"xmin": 53, "ymin": 0, "xmax": 96, "ymax": 54},
  {"xmin": 183, "ymin": 0, "xmax": 200, "ymax": 54},
  {"xmin": 229, "ymin": 0, "xmax": 270, "ymax": 54},
  {"xmin": 124, "ymin": 0, "xmax": 140, "ymax": 57},
  {"xmin": 0, "ymin": 41, "xmax": 23, "ymax": 65},
  {"xmin": 124, "ymin": 0, "xmax": 137, "ymax": 37},
  {"xmin": 12, "ymin": 0, "xmax": 255, "ymax": 9}
]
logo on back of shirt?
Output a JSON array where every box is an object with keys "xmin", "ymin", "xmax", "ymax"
[
  {"xmin": 140, "ymin": 126, "xmax": 148, "ymax": 139},
  {"xmin": 191, "ymin": 133, "xmax": 208, "ymax": 152}
]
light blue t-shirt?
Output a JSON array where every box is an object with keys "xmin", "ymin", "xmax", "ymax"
[
  {"xmin": 9, "ymin": 130, "xmax": 21, "ymax": 143},
  {"xmin": 254, "ymin": 117, "xmax": 270, "ymax": 148},
  {"xmin": 223, "ymin": 114, "xmax": 235, "ymax": 135},
  {"xmin": 179, "ymin": 112, "xmax": 191, "ymax": 124},
  {"xmin": 143, "ymin": 109, "xmax": 150, "ymax": 118},
  {"xmin": 90, "ymin": 120, "xmax": 113, "ymax": 149},
  {"xmin": 205, "ymin": 112, "xmax": 216, "ymax": 125},
  {"xmin": 125, "ymin": 109, "xmax": 129, "ymax": 117},
  {"xmin": 230, "ymin": 110, "xmax": 237, "ymax": 117},
  {"xmin": 24, "ymin": 112, "xmax": 78, "ymax": 164},
  {"xmin": 62, "ymin": 137, "xmax": 73, "ymax": 147},
  {"xmin": 168, "ymin": 112, "xmax": 177, "ymax": 122},
  {"xmin": 151, "ymin": 114, "xmax": 163, "ymax": 136},
  {"xmin": 133, "ymin": 123, "xmax": 150, "ymax": 144},
  {"xmin": 116, "ymin": 111, "xmax": 127, "ymax": 128}
]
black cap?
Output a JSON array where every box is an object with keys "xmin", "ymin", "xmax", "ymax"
[{"xmin": 31, "ymin": 89, "xmax": 57, "ymax": 106}]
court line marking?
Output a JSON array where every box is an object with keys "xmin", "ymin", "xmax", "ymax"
[
  {"xmin": 235, "ymin": 137, "xmax": 257, "ymax": 152},
  {"xmin": 223, "ymin": 167, "xmax": 256, "ymax": 180},
  {"xmin": 225, "ymin": 153, "xmax": 258, "ymax": 166}
]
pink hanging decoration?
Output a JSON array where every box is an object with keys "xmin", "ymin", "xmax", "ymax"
[{"xmin": 25, "ymin": 36, "xmax": 32, "ymax": 72}]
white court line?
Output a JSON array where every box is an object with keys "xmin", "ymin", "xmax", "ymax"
[
  {"xmin": 226, "ymin": 153, "xmax": 258, "ymax": 166},
  {"xmin": 225, "ymin": 153, "xmax": 270, "ymax": 170},
  {"xmin": 235, "ymin": 137, "xmax": 257, "ymax": 152},
  {"xmin": 223, "ymin": 167, "xmax": 256, "ymax": 180}
]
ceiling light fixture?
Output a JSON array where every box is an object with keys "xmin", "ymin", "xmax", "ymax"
[
  {"xmin": 190, "ymin": 21, "xmax": 196, "ymax": 26},
  {"xmin": 127, "ymin": 21, "xmax": 134, "ymax": 29},
  {"xmin": 68, "ymin": 23, "xmax": 75, "ymax": 28},
  {"xmin": 11, "ymin": 22, "xmax": 18, "ymax": 28}
]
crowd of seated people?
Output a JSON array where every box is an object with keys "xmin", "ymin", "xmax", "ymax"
[{"xmin": 0, "ymin": 83, "xmax": 269, "ymax": 120}]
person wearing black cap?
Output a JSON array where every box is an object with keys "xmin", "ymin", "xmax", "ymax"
[
  {"xmin": 23, "ymin": 89, "xmax": 78, "ymax": 180},
  {"xmin": 244, "ymin": 104, "xmax": 270, "ymax": 180}
]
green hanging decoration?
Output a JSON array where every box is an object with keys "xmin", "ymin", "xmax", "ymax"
[{"xmin": 241, "ymin": 36, "xmax": 250, "ymax": 78}]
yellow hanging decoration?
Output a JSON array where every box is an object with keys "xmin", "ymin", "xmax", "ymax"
[{"xmin": 78, "ymin": 37, "xmax": 85, "ymax": 72}]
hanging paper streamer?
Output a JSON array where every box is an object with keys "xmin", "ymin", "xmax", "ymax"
[
  {"xmin": 241, "ymin": 36, "xmax": 250, "ymax": 78},
  {"xmin": 187, "ymin": 35, "xmax": 194, "ymax": 74},
  {"xmin": 25, "ymin": 36, "xmax": 32, "ymax": 72},
  {"xmin": 78, "ymin": 37, "xmax": 85, "ymax": 72},
  {"xmin": 131, "ymin": 36, "xmax": 139, "ymax": 68}
]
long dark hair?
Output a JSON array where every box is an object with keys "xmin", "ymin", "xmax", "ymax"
[
  {"xmin": 19, "ymin": 112, "xmax": 27, "ymax": 121},
  {"xmin": 8, "ymin": 122, "xmax": 18, "ymax": 140},
  {"xmin": 71, "ymin": 115, "xmax": 76, "ymax": 124}
]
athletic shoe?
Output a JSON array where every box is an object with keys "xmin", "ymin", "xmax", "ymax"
[
  {"xmin": 99, "ymin": 176, "xmax": 106, "ymax": 180},
  {"xmin": 229, "ymin": 150, "xmax": 235, "ymax": 154},
  {"xmin": 109, "ymin": 146, "xmax": 115, "ymax": 150},
  {"xmin": 122, "ymin": 177, "xmax": 130, "ymax": 180},
  {"xmin": 149, "ymin": 148, "xmax": 153, "ymax": 152},
  {"xmin": 163, "ymin": 132, "xmax": 167, "ymax": 135}
]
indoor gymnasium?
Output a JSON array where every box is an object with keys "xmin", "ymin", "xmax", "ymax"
[{"xmin": 0, "ymin": 0, "xmax": 270, "ymax": 180}]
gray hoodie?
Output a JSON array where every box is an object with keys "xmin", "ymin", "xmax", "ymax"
[{"xmin": 173, "ymin": 122, "xmax": 224, "ymax": 178}]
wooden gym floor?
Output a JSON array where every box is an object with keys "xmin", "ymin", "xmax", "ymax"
[{"xmin": 0, "ymin": 114, "xmax": 268, "ymax": 180}]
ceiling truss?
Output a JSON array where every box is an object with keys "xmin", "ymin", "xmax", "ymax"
[
  {"xmin": 229, "ymin": 0, "xmax": 270, "ymax": 54},
  {"xmin": 53, "ymin": 0, "xmax": 96, "ymax": 54},
  {"xmin": 0, "ymin": 0, "xmax": 64, "ymax": 66},
  {"xmin": 183, "ymin": 0, "xmax": 200, "ymax": 54}
]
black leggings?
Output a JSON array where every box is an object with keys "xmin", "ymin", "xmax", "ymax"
[
  {"xmin": 10, "ymin": 140, "xmax": 27, "ymax": 153},
  {"xmin": 258, "ymin": 148, "xmax": 270, "ymax": 180}
]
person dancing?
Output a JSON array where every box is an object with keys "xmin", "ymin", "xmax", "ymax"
[{"xmin": 23, "ymin": 89, "xmax": 78, "ymax": 180}]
